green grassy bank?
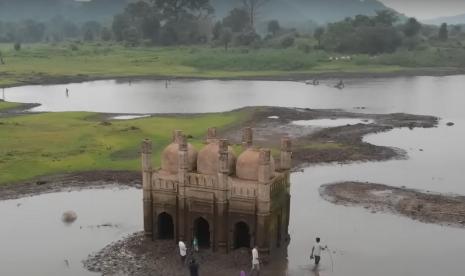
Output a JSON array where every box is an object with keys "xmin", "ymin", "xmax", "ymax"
[
  {"xmin": 1, "ymin": 43, "xmax": 463, "ymax": 87},
  {"xmin": 0, "ymin": 101, "xmax": 22, "ymax": 111},
  {"xmin": 0, "ymin": 110, "xmax": 249, "ymax": 185}
]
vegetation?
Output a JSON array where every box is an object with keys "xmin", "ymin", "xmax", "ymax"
[
  {"xmin": 0, "ymin": 109, "xmax": 250, "ymax": 185},
  {"xmin": 1, "ymin": 42, "xmax": 465, "ymax": 87},
  {"xmin": 0, "ymin": 101, "xmax": 21, "ymax": 111}
]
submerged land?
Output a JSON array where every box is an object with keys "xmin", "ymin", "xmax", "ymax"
[{"xmin": 321, "ymin": 182, "xmax": 465, "ymax": 228}]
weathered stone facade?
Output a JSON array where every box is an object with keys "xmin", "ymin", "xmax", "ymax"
[{"xmin": 141, "ymin": 128, "xmax": 291, "ymax": 254}]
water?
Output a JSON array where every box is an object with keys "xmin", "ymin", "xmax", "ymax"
[
  {"xmin": 0, "ymin": 187, "xmax": 142, "ymax": 276},
  {"xmin": 1, "ymin": 76, "xmax": 465, "ymax": 275},
  {"xmin": 2, "ymin": 76, "xmax": 465, "ymax": 117},
  {"xmin": 292, "ymin": 118, "xmax": 373, "ymax": 127}
]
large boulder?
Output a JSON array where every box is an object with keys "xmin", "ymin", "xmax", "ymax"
[{"xmin": 62, "ymin": 211, "xmax": 78, "ymax": 223}]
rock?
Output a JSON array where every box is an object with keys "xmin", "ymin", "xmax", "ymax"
[
  {"xmin": 36, "ymin": 180, "xmax": 47, "ymax": 185},
  {"xmin": 62, "ymin": 210, "xmax": 78, "ymax": 223},
  {"xmin": 446, "ymin": 122, "xmax": 455, "ymax": 126},
  {"xmin": 100, "ymin": 121, "xmax": 112, "ymax": 126}
]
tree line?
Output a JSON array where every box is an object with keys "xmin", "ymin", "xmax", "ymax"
[{"xmin": 0, "ymin": 0, "xmax": 463, "ymax": 55}]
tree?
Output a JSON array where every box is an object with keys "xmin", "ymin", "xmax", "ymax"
[
  {"xmin": 101, "ymin": 27, "xmax": 113, "ymax": 41},
  {"xmin": 313, "ymin": 27, "xmax": 325, "ymax": 47},
  {"xmin": 403, "ymin": 17, "xmax": 421, "ymax": 37},
  {"xmin": 153, "ymin": 0, "xmax": 213, "ymax": 21},
  {"xmin": 122, "ymin": 26, "xmax": 141, "ymax": 46},
  {"xmin": 112, "ymin": 14, "xmax": 130, "ymax": 41},
  {"xmin": 82, "ymin": 21, "xmax": 102, "ymax": 42},
  {"xmin": 439, "ymin": 23, "xmax": 448, "ymax": 41},
  {"xmin": 220, "ymin": 27, "xmax": 232, "ymax": 51},
  {"xmin": 223, "ymin": 8, "xmax": 250, "ymax": 33},
  {"xmin": 267, "ymin": 20, "xmax": 280, "ymax": 36},
  {"xmin": 14, "ymin": 42, "xmax": 21, "ymax": 51},
  {"xmin": 212, "ymin": 21, "xmax": 222, "ymax": 40},
  {"xmin": 374, "ymin": 10, "xmax": 398, "ymax": 26},
  {"xmin": 241, "ymin": 0, "xmax": 269, "ymax": 27}
]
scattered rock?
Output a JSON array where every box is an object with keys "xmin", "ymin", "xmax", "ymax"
[
  {"xmin": 62, "ymin": 210, "xmax": 78, "ymax": 223},
  {"xmin": 446, "ymin": 122, "xmax": 455, "ymax": 126},
  {"xmin": 36, "ymin": 180, "xmax": 47, "ymax": 185},
  {"xmin": 100, "ymin": 121, "xmax": 112, "ymax": 126}
]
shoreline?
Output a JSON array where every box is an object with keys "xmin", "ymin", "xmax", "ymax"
[
  {"xmin": 2, "ymin": 67, "xmax": 465, "ymax": 89},
  {"xmin": 0, "ymin": 106, "xmax": 438, "ymax": 199},
  {"xmin": 320, "ymin": 182, "xmax": 465, "ymax": 228}
]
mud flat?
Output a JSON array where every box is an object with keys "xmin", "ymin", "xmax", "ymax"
[
  {"xmin": 84, "ymin": 232, "xmax": 287, "ymax": 276},
  {"xmin": 320, "ymin": 182, "xmax": 465, "ymax": 228}
]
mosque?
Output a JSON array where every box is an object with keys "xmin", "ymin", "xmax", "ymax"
[{"xmin": 140, "ymin": 127, "xmax": 291, "ymax": 254}]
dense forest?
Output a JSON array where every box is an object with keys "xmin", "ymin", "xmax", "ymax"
[{"xmin": 0, "ymin": 0, "xmax": 464, "ymax": 56}]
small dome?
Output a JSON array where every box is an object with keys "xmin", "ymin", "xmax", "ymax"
[
  {"xmin": 161, "ymin": 143, "xmax": 198, "ymax": 174},
  {"xmin": 197, "ymin": 142, "xmax": 236, "ymax": 175},
  {"xmin": 236, "ymin": 149, "xmax": 275, "ymax": 181}
]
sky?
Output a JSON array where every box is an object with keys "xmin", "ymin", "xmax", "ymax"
[{"xmin": 381, "ymin": 0, "xmax": 465, "ymax": 19}]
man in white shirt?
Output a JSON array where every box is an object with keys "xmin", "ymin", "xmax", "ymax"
[
  {"xmin": 310, "ymin": 237, "xmax": 327, "ymax": 266},
  {"xmin": 251, "ymin": 246, "xmax": 260, "ymax": 273},
  {"xmin": 179, "ymin": 240, "xmax": 187, "ymax": 264}
]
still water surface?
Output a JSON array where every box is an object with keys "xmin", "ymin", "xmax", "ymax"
[{"xmin": 1, "ymin": 76, "xmax": 465, "ymax": 275}]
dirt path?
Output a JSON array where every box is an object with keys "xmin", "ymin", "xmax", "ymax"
[{"xmin": 320, "ymin": 182, "xmax": 465, "ymax": 228}]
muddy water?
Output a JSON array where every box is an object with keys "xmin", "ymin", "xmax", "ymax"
[
  {"xmin": 2, "ymin": 75, "xmax": 465, "ymax": 115},
  {"xmin": 0, "ymin": 187, "xmax": 142, "ymax": 276},
  {"xmin": 2, "ymin": 76, "xmax": 465, "ymax": 275},
  {"xmin": 286, "ymin": 125, "xmax": 465, "ymax": 276}
]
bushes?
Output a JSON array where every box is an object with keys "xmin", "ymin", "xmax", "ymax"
[{"xmin": 181, "ymin": 48, "xmax": 319, "ymax": 71}]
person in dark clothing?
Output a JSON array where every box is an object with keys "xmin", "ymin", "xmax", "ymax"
[{"xmin": 189, "ymin": 258, "xmax": 199, "ymax": 276}]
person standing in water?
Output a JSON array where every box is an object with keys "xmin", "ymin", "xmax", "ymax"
[
  {"xmin": 251, "ymin": 246, "xmax": 260, "ymax": 274},
  {"xmin": 179, "ymin": 240, "xmax": 187, "ymax": 264},
  {"xmin": 310, "ymin": 237, "xmax": 327, "ymax": 266}
]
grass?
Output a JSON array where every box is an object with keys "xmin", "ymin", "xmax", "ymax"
[
  {"xmin": 0, "ymin": 101, "xmax": 21, "ymax": 111},
  {"xmin": 0, "ymin": 109, "xmax": 250, "ymax": 185},
  {"xmin": 2, "ymin": 42, "xmax": 463, "ymax": 87}
]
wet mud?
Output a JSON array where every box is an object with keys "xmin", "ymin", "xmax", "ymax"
[{"xmin": 320, "ymin": 182, "xmax": 465, "ymax": 228}]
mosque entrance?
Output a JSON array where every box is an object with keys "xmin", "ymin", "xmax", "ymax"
[
  {"xmin": 157, "ymin": 212, "xmax": 174, "ymax": 240},
  {"xmin": 194, "ymin": 217, "xmax": 210, "ymax": 248},
  {"xmin": 234, "ymin": 222, "xmax": 251, "ymax": 249}
]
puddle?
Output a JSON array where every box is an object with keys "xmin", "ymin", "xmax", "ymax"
[
  {"xmin": 292, "ymin": 118, "xmax": 373, "ymax": 127},
  {"xmin": 111, "ymin": 115, "xmax": 150, "ymax": 120}
]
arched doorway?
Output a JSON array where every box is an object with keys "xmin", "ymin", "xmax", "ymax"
[
  {"xmin": 194, "ymin": 217, "xmax": 210, "ymax": 248},
  {"xmin": 158, "ymin": 212, "xmax": 174, "ymax": 240},
  {"xmin": 234, "ymin": 222, "xmax": 251, "ymax": 249}
]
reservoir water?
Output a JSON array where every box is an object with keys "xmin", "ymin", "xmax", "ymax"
[{"xmin": 1, "ymin": 75, "xmax": 464, "ymax": 275}]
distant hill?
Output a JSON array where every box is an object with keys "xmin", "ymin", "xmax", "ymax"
[
  {"xmin": 0, "ymin": 0, "xmax": 400, "ymax": 25},
  {"xmin": 211, "ymin": 0, "xmax": 397, "ymax": 24},
  {"xmin": 424, "ymin": 14, "xmax": 465, "ymax": 25}
]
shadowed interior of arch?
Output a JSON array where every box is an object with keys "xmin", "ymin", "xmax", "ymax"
[
  {"xmin": 234, "ymin": 221, "xmax": 251, "ymax": 249},
  {"xmin": 157, "ymin": 212, "xmax": 174, "ymax": 240},
  {"xmin": 194, "ymin": 217, "xmax": 210, "ymax": 248}
]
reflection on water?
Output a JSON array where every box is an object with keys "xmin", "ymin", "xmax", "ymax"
[{"xmin": 0, "ymin": 187, "xmax": 142, "ymax": 276}]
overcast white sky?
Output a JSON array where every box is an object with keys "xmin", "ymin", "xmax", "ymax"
[{"xmin": 381, "ymin": 0, "xmax": 465, "ymax": 19}]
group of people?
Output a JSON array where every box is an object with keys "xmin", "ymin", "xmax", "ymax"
[{"xmin": 178, "ymin": 237, "xmax": 328, "ymax": 275}]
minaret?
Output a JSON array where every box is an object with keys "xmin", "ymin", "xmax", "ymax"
[
  {"xmin": 242, "ymin": 127, "xmax": 253, "ymax": 150},
  {"xmin": 177, "ymin": 131, "xmax": 188, "ymax": 242},
  {"xmin": 215, "ymin": 139, "xmax": 230, "ymax": 252},
  {"xmin": 256, "ymin": 148, "xmax": 272, "ymax": 254},
  {"xmin": 280, "ymin": 137, "xmax": 292, "ymax": 171},
  {"xmin": 141, "ymin": 139, "xmax": 153, "ymax": 237},
  {"xmin": 206, "ymin": 127, "xmax": 217, "ymax": 143}
]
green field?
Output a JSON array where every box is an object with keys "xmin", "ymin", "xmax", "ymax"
[
  {"xmin": 0, "ymin": 110, "xmax": 249, "ymax": 185},
  {"xmin": 1, "ymin": 43, "xmax": 462, "ymax": 87},
  {"xmin": 0, "ymin": 101, "xmax": 22, "ymax": 111}
]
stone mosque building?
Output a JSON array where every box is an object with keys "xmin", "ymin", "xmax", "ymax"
[{"xmin": 140, "ymin": 127, "xmax": 292, "ymax": 254}]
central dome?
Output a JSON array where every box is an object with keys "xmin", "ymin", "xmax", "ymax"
[
  {"xmin": 197, "ymin": 142, "xmax": 236, "ymax": 175},
  {"xmin": 161, "ymin": 142, "xmax": 197, "ymax": 174},
  {"xmin": 236, "ymin": 148, "xmax": 275, "ymax": 181}
]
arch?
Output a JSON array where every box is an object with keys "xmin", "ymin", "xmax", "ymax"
[
  {"xmin": 194, "ymin": 217, "xmax": 210, "ymax": 248},
  {"xmin": 234, "ymin": 221, "xmax": 251, "ymax": 249},
  {"xmin": 157, "ymin": 212, "xmax": 174, "ymax": 240}
]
